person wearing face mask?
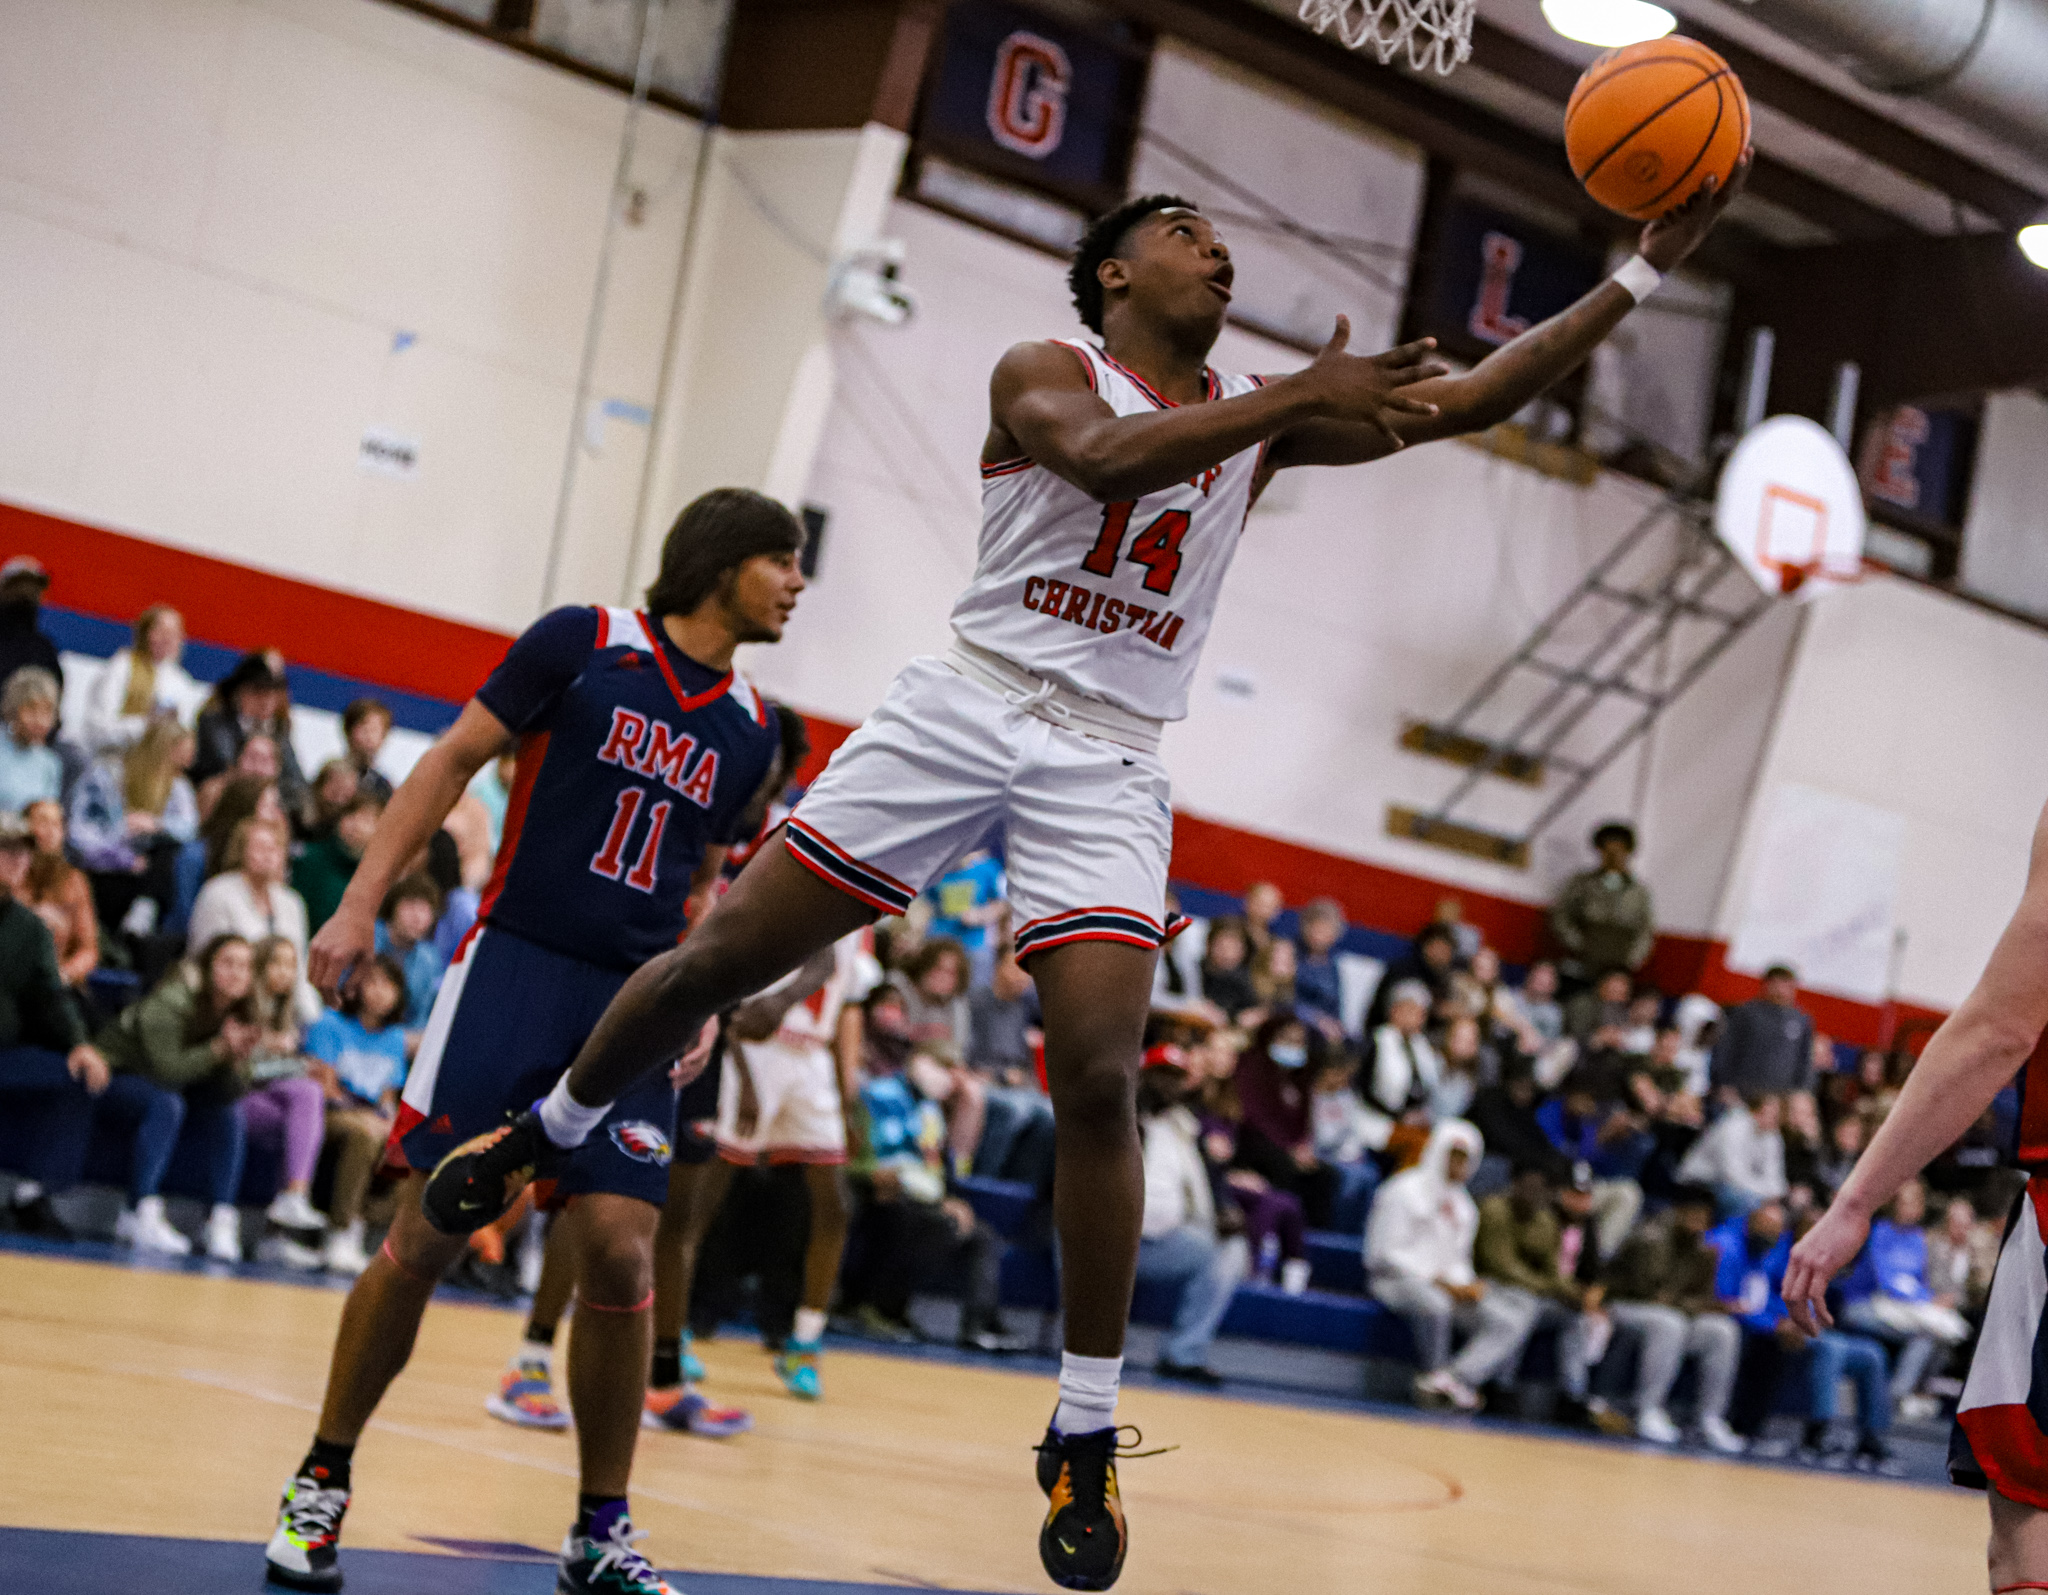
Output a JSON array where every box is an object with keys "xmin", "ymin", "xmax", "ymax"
[
  {"xmin": 1231, "ymin": 1014, "xmax": 1337, "ymax": 1244},
  {"xmin": 1549, "ymin": 821, "xmax": 1655, "ymax": 991}
]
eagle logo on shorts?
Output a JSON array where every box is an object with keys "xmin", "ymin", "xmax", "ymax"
[{"xmin": 609, "ymin": 1120, "xmax": 673, "ymax": 1165}]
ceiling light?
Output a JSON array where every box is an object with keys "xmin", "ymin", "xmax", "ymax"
[
  {"xmin": 2021, "ymin": 224, "xmax": 2048, "ymax": 270},
  {"xmin": 1540, "ymin": 0, "xmax": 1678, "ymax": 48}
]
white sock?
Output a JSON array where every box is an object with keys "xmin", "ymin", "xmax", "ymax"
[
  {"xmin": 515, "ymin": 1341, "xmax": 552, "ymax": 1373},
  {"xmin": 792, "ymin": 1307, "xmax": 828, "ymax": 1346},
  {"xmin": 11, "ymin": 1180, "xmax": 42, "ymax": 1204},
  {"xmin": 538, "ymin": 1076, "xmax": 611, "ymax": 1149},
  {"xmin": 136, "ymin": 1195, "xmax": 166, "ymax": 1221},
  {"xmin": 1053, "ymin": 1352, "xmax": 1123, "ymax": 1436}
]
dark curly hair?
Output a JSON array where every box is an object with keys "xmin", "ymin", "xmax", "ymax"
[{"xmin": 1067, "ymin": 193, "xmax": 1199, "ymax": 334}]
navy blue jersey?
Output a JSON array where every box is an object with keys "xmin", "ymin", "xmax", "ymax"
[{"xmin": 475, "ymin": 605, "xmax": 778, "ymax": 971}]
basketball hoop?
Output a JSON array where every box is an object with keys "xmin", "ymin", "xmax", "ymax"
[
  {"xmin": 1298, "ymin": 0, "xmax": 1476, "ymax": 75},
  {"xmin": 1713, "ymin": 415, "xmax": 1868, "ymax": 604}
]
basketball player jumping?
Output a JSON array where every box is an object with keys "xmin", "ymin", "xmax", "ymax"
[
  {"xmin": 264, "ymin": 489, "xmax": 797, "ymax": 1595},
  {"xmin": 1785, "ymin": 795, "xmax": 2048, "ymax": 1593},
  {"xmin": 425, "ymin": 169, "xmax": 1747, "ymax": 1590}
]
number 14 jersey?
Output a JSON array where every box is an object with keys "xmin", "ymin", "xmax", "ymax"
[{"xmin": 948, "ymin": 338, "xmax": 1267, "ymax": 723}]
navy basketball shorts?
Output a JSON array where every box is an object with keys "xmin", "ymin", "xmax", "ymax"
[
  {"xmin": 1951, "ymin": 1174, "xmax": 2048, "ymax": 1507},
  {"xmin": 393, "ymin": 926, "xmax": 679, "ymax": 1209}
]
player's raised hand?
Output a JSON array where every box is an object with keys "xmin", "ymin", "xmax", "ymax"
[
  {"xmin": 1301, "ymin": 318, "xmax": 1449, "ymax": 449},
  {"xmin": 1782, "ymin": 1198, "xmax": 1870, "ymax": 1336},
  {"xmin": 308, "ymin": 901, "xmax": 376, "ymax": 1002},
  {"xmin": 1640, "ymin": 149, "xmax": 1752, "ymax": 272}
]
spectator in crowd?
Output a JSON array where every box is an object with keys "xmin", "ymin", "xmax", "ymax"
[
  {"xmin": 1669, "ymin": 995, "xmax": 1720, "ymax": 1096},
  {"xmin": 95, "ymin": 933, "xmax": 263, "ymax": 1262},
  {"xmin": 68, "ymin": 716, "xmax": 199, "ymax": 935},
  {"xmin": 0, "ymin": 556, "xmax": 61, "ymax": 702},
  {"xmin": 466, "ymin": 749, "xmax": 518, "ymax": 853},
  {"xmin": 1199, "ymin": 916, "xmax": 1258, "ymax": 1022},
  {"xmin": 1311, "ymin": 1052, "xmax": 1385, "ymax": 1232},
  {"xmin": 1293, "ymin": 897, "xmax": 1347, "ymax": 1038},
  {"xmin": 1564, "ymin": 968, "xmax": 1634, "ymax": 1047},
  {"xmin": 1368, "ymin": 923, "xmax": 1459, "ymax": 1033},
  {"xmin": 1457, "ymin": 946, "xmax": 1543, "ymax": 1063},
  {"xmin": 1472, "ymin": 1164, "xmax": 1602, "ymax": 1426},
  {"xmin": 1837, "ymin": 1178, "xmax": 1971, "ymax": 1418},
  {"xmin": 341, "ymin": 698, "xmax": 395, "ymax": 806},
  {"xmin": 301, "ymin": 759, "xmax": 360, "ymax": 842},
  {"xmin": 1367, "ymin": 1120, "xmax": 1534, "ymax": 1412},
  {"xmin": 196, "ymin": 730, "xmax": 282, "ymax": 821},
  {"xmin": 1467, "ymin": 1054, "xmax": 1569, "ymax": 1196},
  {"xmin": 292, "ymin": 790, "xmax": 384, "ymax": 936},
  {"xmin": 1535, "ymin": 1071, "xmax": 1649, "ymax": 1257},
  {"xmin": 1192, "ymin": 1038, "xmax": 1309, "ymax": 1287},
  {"xmin": 375, "ymin": 872, "xmax": 446, "ymax": 1034},
  {"xmin": 78, "ymin": 605, "xmax": 204, "ymax": 754},
  {"xmin": 199, "ymin": 773, "xmax": 286, "ymax": 877},
  {"xmin": 1637, "ymin": 1080, "xmax": 1706, "ymax": 1205},
  {"xmin": 0, "ymin": 813, "xmax": 108, "ymax": 1237},
  {"xmin": 1517, "ymin": 960, "xmax": 1565, "ymax": 1048},
  {"xmin": 239, "ymin": 936, "xmax": 331, "ymax": 1244},
  {"xmin": 193, "ymin": 650, "xmax": 307, "ymax": 814},
  {"xmin": 1233, "ymin": 1014, "xmax": 1337, "ymax": 1234},
  {"xmin": 1816, "ymin": 1111, "xmax": 1864, "ymax": 1202},
  {"xmin": 1242, "ymin": 879, "xmax": 1284, "ymax": 954},
  {"xmin": 1431, "ymin": 1012, "xmax": 1488, "ymax": 1123},
  {"xmin": 1366, "ymin": 980, "xmax": 1443, "ymax": 1161},
  {"xmin": 188, "ymin": 817, "xmax": 319, "ymax": 1025},
  {"xmin": 425, "ymin": 826, "xmax": 482, "ymax": 966},
  {"xmin": 842, "ymin": 1049, "xmax": 1015, "ymax": 1350},
  {"xmin": 1840, "ymin": 1047, "xmax": 1901, "ymax": 1127},
  {"xmin": 1428, "ymin": 895, "xmax": 1483, "ymax": 962},
  {"xmin": 1710, "ymin": 966, "xmax": 1815, "ymax": 1098},
  {"xmin": 23, "ymin": 797, "xmax": 97, "ymax": 989},
  {"xmin": 1714, "ymin": 1197, "xmax": 1894, "ymax": 1464},
  {"xmin": 1925, "ymin": 1195, "xmax": 1999, "ymax": 1323},
  {"xmin": 1603, "ymin": 1184, "xmax": 1744, "ymax": 1450},
  {"xmin": 0, "ymin": 667, "xmax": 63, "ymax": 814},
  {"xmin": 890, "ymin": 938, "xmax": 973, "ymax": 1058},
  {"xmin": 923, "ymin": 847, "xmax": 1006, "ymax": 988},
  {"xmin": 1549, "ymin": 821, "xmax": 1655, "ymax": 986},
  {"xmin": 1617, "ymin": 986, "xmax": 1663, "ymax": 1055},
  {"xmin": 1781, "ymin": 1089, "xmax": 1826, "ymax": 1205},
  {"xmin": 1137, "ymin": 1046, "xmax": 1252, "ymax": 1385},
  {"xmin": 964, "ymin": 951, "xmax": 1053, "ymax": 1188},
  {"xmin": 1679, "ymin": 1092, "xmax": 1789, "ymax": 1217},
  {"xmin": 303, "ymin": 955, "xmax": 410, "ymax": 1275},
  {"xmin": 1247, "ymin": 936, "xmax": 1299, "ymax": 1024}
]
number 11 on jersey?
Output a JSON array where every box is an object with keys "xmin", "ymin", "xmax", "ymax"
[{"xmin": 592, "ymin": 786, "xmax": 671, "ymax": 893}]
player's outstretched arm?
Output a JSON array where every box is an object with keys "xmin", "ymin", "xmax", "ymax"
[
  {"xmin": 306, "ymin": 697, "xmax": 510, "ymax": 997},
  {"xmin": 1269, "ymin": 152, "xmax": 1752, "ymax": 468},
  {"xmin": 990, "ymin": 331, "xmax": 1447, "ymax": 503},
  {"xmin": 1784, "ymin": 794, "xmax": 2048, "ymax": 1333}
]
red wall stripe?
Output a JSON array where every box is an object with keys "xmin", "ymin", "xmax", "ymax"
[{"xmin": 7, "ymin": 499, "xmax": 1946, "ymax": 1050}]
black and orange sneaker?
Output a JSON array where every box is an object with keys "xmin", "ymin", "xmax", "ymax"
[
  {"xmin": 421, "ymin": 1108, "xmax": 565, "ymax": 1235},
  {"xmin": 1035, "ymin": 1426, "xmax": 1129, "ymax": 1591}
]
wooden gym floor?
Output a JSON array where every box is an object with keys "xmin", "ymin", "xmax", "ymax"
[{"xmin": 0, "ymin": 1246, "xmax": 1987, "ymax": 1594}]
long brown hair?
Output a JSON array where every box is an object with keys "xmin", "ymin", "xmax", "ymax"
[
  {"xmin": 120, "ymin": 605, "xmax": 180, "ymax": 718},
  {"xmin": 249, "ymin": 935, "xmax": 300, "ymax": 1033},
  {"xmin": 124, "ymin": 717, "xmax": 191, "ymax": 816},
  {"xmin": 202, "ymin": 775, "xmax": 276, "ymax": 875},
  {"xmin": 184, "ymin": 932, "xmax": 257, "ymax": 1042},
  {"xmin": 23, "ymin": 798, "xmax": 76, "ymax": 901}
]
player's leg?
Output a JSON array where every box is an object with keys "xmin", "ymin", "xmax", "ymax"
[
  {"xmin": 643, "ymin": 1156, "xmax": 752, "ymax": 1437},
  {"xmin": 1989, "ymin": 1488, "xmax": 2048, "ymax": 1591},
  {"xmin": 558, "ymin": 1191, "xmax": 670, "ymax": 1595},
  {"xmin": 775, "ymin": 1162, "xmax": 850, "ymax": 1400},
  {"xmin": 488, "ymin": 1212, "xmax": 574, "ymax": 1430},
  {"xmin": 265, "ymin": 1175, "xmax": 469, "ymax": 1592}
]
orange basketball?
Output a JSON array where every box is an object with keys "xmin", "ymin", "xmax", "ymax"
[{"xmin": 1564, "ymin": 37, "xmax": 1749, "ymax": 222}]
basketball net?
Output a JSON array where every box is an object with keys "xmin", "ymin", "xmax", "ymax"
[{"xmin": 1297, "ymin": 0, "xmax": 1476, "ymax": 75}]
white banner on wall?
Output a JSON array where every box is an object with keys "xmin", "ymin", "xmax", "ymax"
[{"xmin": 1728, "ymin": 781, "xmax": 1905, "ymax": 1002}]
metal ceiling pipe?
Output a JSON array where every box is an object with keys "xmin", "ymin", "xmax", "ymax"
[{"xmin": 1750, "ymin": 0, "xmax": 2048, "ymax": 161}]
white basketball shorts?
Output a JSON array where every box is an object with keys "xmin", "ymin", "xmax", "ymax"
[
  {"xmin": 1952, "ymin": 1175, "xmax": 2048, "ymax": 1507},
  {"xmin": 715, "ymin": 1037, "xmax": 847, "ymax": 1165},
  {"xmin": 785, "ymin": 655, "xmax": 1182, "ymax": 959}
]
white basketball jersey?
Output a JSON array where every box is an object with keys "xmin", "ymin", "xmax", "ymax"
[
  {"xmin": 757, "ymin": 932, "xmax": 874, "ymax": 1053},
  {"xmin": 948, "ymin": 339, "xmax": 1267, "ymax": 722}
]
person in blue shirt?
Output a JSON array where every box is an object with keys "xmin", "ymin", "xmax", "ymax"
[
  {"xmin": 923, "ymin": 848, "xmax": 1007, "ymax": 988},
  {"xmin": 264, "ymin": 488, "xmax": 801, "ymax": 1595},
  {"xmin": 1836, "ymin": 1177, "xmax": 1972, "ymax": 1415},
  {"xmin": 1536, "ymin": 1070, "xmax": 1652, "ymax": 1259},
  {"xmin": 1292, "ymin": 897, "xmax": 1347, "ymax": 1039},
  {"xmin": 1712, "ymin": 1198, "xmax": 1894, "ymax": 1465},
  {"xmin": 373, "ymin": 873, "xmax": 445, "ymax": 1036}
]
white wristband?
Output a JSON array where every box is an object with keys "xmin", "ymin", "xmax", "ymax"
[{"xmin": 1612, "ymin": 255, "xmax": 1663, "ymax": 305}]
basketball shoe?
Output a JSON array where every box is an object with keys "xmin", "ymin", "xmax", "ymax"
[
  {"xmin": 488, "ymin": 1353, "xmax": 570, "ymax": 1431},
  {"xmin": 556, "ymin": 1509, "xmax": 675, "ymax": 1594},
  {"xmin": 421, "ymin": 1108, "xmax": 564, "ymax": 1234},
  {"xmin": 642, "ymin": 1385, "xmax": 754, "ymax": 1438},
  {"xmin": 264, "ymin": 1469, "xmax": 350, "ymax": 1591},
  {"xmin": 1034, "ymin": 1426, "xmax": 1129, "ymax": 1591},
  {"xmin": 774, "ymin": 1339, "xmax": 822, "ymax": 1400}
]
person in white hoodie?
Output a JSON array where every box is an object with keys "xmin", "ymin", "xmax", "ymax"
[
  {"xmin": 1367, "ymin": 1119, "xmax": 1539, "ymax": 1411},
  {"xmin": 1677, "ymin": 1092, "xmax": 1788, "ymax": 1217}
]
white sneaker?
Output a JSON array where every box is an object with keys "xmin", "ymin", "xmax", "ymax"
[
  {"xmin": 267, "ymin": 1189, "xmax": 326, "ymax": 1231},
  {"xmin": 129, "ymin": 1197, "xmax": 191, "ymax": 1256},
  {"xmin": 323, "ymin": 1221, "xmax": 370, "ymax": 1276},
  {"xmin": 113, "ymin": 1207, "xmax": 137, "ymax": 1246},
  {"xmin": 1700, "ymin": 1414, "xmax": 1747, "ymax": 1455},
  {"xmin": 1415, "ymin": 1369, "xmax": 1482, "ymax": 1412},
  {"xmin": 256, "ymin": 1233, "xmax": 326, "ymax": 1271},
  {"xmin": 1636, "ymin": 1406, "xmax": 1681, "ymax": 1445},
  {"xmin": 204, "ymin": 1204, "xmax": 243, "ymax": 1262},
  {"xmin": 1900, "ymin": 1392, "xmax": 1939, "ymax": 1422},
  {"xmin": 1279, "ymin": 1258, "xmax": 1312, "ymax": 1296}
]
